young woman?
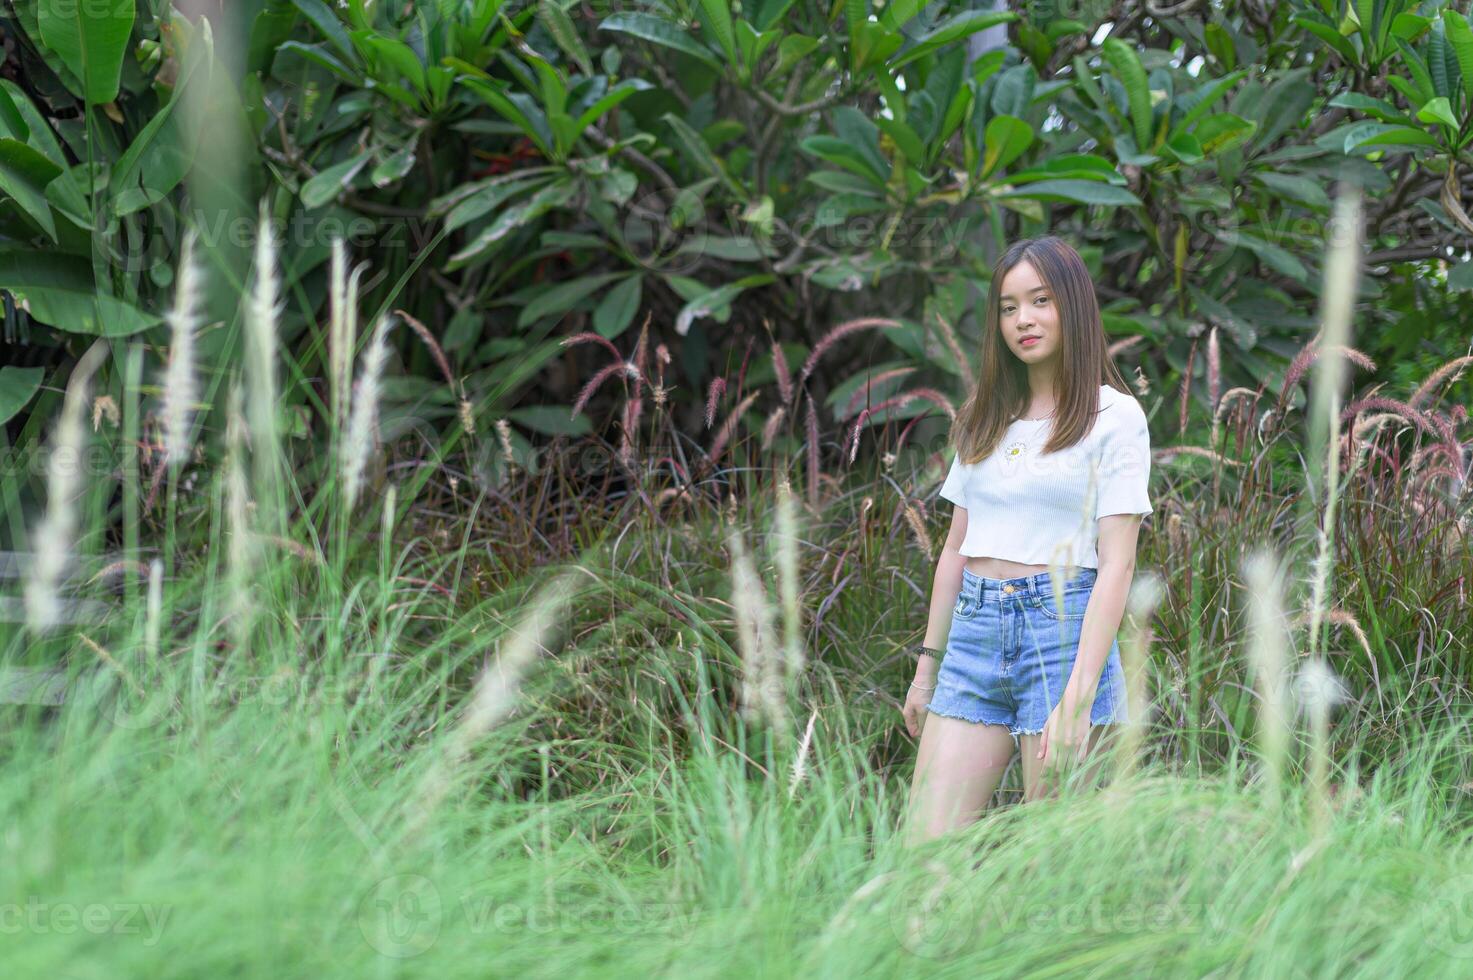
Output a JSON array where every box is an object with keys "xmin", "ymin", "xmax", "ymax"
[{"xmin": 903, "ymin": 235, "xmax": 1153, "ymax": 843}]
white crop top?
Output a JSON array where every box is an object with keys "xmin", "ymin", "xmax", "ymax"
[{"xmin": 938, "ymin": 384, "xmax": 1153, "ymax": 569}]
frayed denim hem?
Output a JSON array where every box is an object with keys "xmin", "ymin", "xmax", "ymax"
[
  {"xmin": 924, "ymin": 703, "xmax": 1013, "ymax": 730},
  {"xmin": 1012, "ymin": 719, "xmax": 1127, "ymax": 738}
]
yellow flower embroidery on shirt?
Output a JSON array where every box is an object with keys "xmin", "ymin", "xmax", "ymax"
[{"xmin": 1004, "ymin": 440, "xmax": 1026, "ymax": 459}]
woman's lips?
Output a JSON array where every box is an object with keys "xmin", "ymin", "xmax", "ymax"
[{"xmin": 1020, "ymin": 336, "xmax": 1040, "ymax": 347}]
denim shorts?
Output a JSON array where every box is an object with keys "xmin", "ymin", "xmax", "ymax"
[{"xmin": 925, "ymin": 566, "xmax": 1130, "ymax": 739}]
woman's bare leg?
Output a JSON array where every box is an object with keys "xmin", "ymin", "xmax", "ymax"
[
  {"xmin": 1018, "ymin": 725, "xmax": 1115, "ymax": 803},
  {"xmin": 905, "ymin": 713, "xmax": 1017, "ymax": 846}
]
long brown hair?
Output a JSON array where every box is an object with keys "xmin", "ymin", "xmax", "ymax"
[{"xmin": 951, "ymin": 235, "xmax": 1135, "ymax": 464}]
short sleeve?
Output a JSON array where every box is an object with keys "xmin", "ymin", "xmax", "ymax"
[
  {"xmin": 939, "ymin": 454, "xmax": 967, "ymax": 508},
  {"xmin": 1094, "ymin": 400, "xmax": 1153, "ymax": 518}
]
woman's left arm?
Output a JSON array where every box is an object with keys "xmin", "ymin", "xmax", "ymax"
[{"xmin": 1063, "ymin": 515, "xmax": 1142, "ymax": 706}]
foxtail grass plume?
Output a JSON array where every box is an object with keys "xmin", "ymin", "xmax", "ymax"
[
  {"xmin": 1244, "ymin": 547, "xmax": 1292, "ymax": 811},
  {"xmin": 729, "ymin": 529, "xmax": 788, "ymax": 734},
  {"xmin": 145, "ymin": 558, "xmax": 163, "ymax": 661},
  {"xmin": 1295, "ymin": 657, "xmax": 1349, "ymax": 839},
  {"xmin": 246, "ymin": 198, "xmax": 284, "ymax": 525},
  {"xmin": 341, "ymin": 314, "xmax": 395, "ymax": 511},
  {"xmin": 327, "ymin": 237, "xmax": 362, "ymax": 438},
  {"xmin": 1109, "ymin": 569, "xmax": 1165, "ymax": 788},
  {"xmin": 400, "ymin": 573, "xmax": 573, "ymax": 841},
  {"xmin": 224, "ymin": 378, "xmax": 257, "ymax": 644},
  {"xmin": 1305, "ymin": 186, "xmax": 1363, "ymax": 663},
  {"xmin": 24, "ymin": 340, "xmax": 109, "ymax": 634},
  {"xmin": 773, "ymin": 481, "xmax": 806, "ymax": 685},
  {"xmin": 161, "ymin": 226, "xmax": 203, "ymax": 467},
  {"xmin": 788, "ymin": 706, "xmax": 819, "ymax": 799}
]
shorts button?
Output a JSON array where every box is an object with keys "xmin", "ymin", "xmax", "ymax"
[{"xmin": 1003, "ymin": 584, "xmax": 1015, "ymax": 593}]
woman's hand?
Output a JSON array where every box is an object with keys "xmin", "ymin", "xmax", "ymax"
[
  {"xmin": 1037, "ymin": 692, "xmax": 1092, "ymax": 772},
  {"xmin": 902, "ymin": 679, "xmax": 935, "ymax": 738}
]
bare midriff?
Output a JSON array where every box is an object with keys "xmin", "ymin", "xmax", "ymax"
[{"xmin": 963, "ymin": 555, "xmax": 1051, "ymax": 579}]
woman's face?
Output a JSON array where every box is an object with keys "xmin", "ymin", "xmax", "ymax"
[{"xmin": 997, "ymin": 260, "xmax": 1062, "ymax": 367}]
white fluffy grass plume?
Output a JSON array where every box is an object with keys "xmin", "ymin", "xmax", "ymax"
[
  {"xmin": 161, "ymin": 226, "xmax": 203, "ymax": 467},
  {"xmin": 340, "ymin": 313, "xmax": 395, "ymax": 511},
  {"xmin": 24, "ymin": 341, "xmax": 110, "ymax": 634}
]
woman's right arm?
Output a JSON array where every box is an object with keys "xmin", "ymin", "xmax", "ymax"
[{"xmin": 916, "ymin": 506, "xmax": 969, "ymax": 686}]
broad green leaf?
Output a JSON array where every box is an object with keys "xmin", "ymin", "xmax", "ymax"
[
  {"xmin": 593, "ymin": 274, "xmax": 642, "ymax": 338},
  {"xmin": 772, "ymin": 35, "xmax": 819, "ymax": 78},
  {"xmin": 1343, "ymin": 122, "xmax": 1440, "ymax": 150},
  {"xmin": 1214, "ymin": 229, "xmax": 1307, "ymax": 281},
  {"xmin": 1162, "ymin": 130, "xmax": 1203, "ymax": 164},
  {"xmin": 574, "ymin": 78, "xmax": 654, "ymax": 138},
  {"xmin": 1193, "ymin": 113, "xmax": 1256, "ymax": 154},
  {"xmin": 1416, "ymin": 96, "xmax": 1459, "ymax": 131},
  {"xmin": 37, "ymin": 0, "xmax": 135, "ymax": 104},
  {"xmin": 43, "ymin": 162, "xmax": 98, "ymax": 229},
  {"xmin": 356, "ymin": 33, "xmax": 427, "ymax": 95},
  {"xmin": 1034, "ymin": 153, "xmax": 1123, "ymax": 179},
  {"xmin": 696, "ymin": 0, "xmax": 737, "ymax": 64},
  {"xmin": 0, "ymin": 249, "xmax": 160, "ymax": 336},
  {"xmin": 301, "ymin": 150, "xmax": 372, "ymax": 209},
  {"xmin": 1394, "ymin": 37, "xmax": 1436, "ymax": 103},
  {"xmin": 537, "ymin": 0, "xmax": 593, "ymax": 76},
  {"xmin": 1172, "ymin": 69, "xmax": 1249, "ymax": 136},
  {"xmin": 800, "ymin": 136, "xmax": 887, "ymax": 186},
  {"xmin": 0, "ymin": 138, "xmax": 61, "ymax": 240},
  {"xmin": 111, "ymin": 38, "xmax": 207, "ymax": 196},
  {"xmin": 448, "ymin": 179, "xmax": 577, "ymax": 268},
  {"xmin": 981, "ymin": 115, "xmax": 1032, "ymax": 178},
  {"xmin": 674, "ymin": 273, "xmax": 775, "ymax": 335},
  {"xmin": 290, "ymin": 0, "xmax": 362, "ymax": 66},
  {"xmin": 662, "ymin": 112, "xmax": 741, "ymax": 194},
  {"xmin": 1390, "ymin": 13, "xmax": 1431, "ymax": 43},
  {"xmin": 1429, "ymin": 20, "xmax": 1456, "ymax": 101},
  {"xmin": 0, "ymin": 85, "xmax": 27, "ymax": 142},
  {"xmin": 1448, "ymin": 259, "xmax": 1473, "ymax": 291},
  {"xmin": 518, "ymin": 272, "xmax": 627, "ymax": 327},
  {"xmin": 996, "ymin": 179, "xmax": 1141, "ymax": 206},
  {"xmin": 878, "ymin": 0, "xmax": 927, "ymax": 31},
  {"xmin": 1442, "ymin": 11, "xmax": 1473, "ymax": 104},
  {"xmin": 1292, "ymin": 15, "xmax": 1360, "ymax": 65},
  {"xmin": 890, "ymin": 10, "xmax": 1017, "ymax": 69},
  {"xmin": 277, "ymin": 40, "xmax": 360, "ymax": 82},
  {"xmin": 876, "ymin": 117, "xmax": 925, "ymax": 167},
  {"xmin": 1327, "ymin": 91, "xmax": 1412, "ymax": 124},
  {"xmin": 1252, "ymin": 171, "xmax": 1330, "ymax": 210},
  {"xmin": 598, "ymin": 13, "xmax": 723, "ymax": 71},
  {"xmin": 851, "ymin": 21, "xmax": 904, "ymax": 74},
  {"xmin": 0, "ymin": 365, "xmax": 43, "ymax": 425},
  {"xmin": 506, "ymin": 405, "xmax": 592, "ymax": 436},
  {"xmin": 833, "ymin": 105, "xmax": 891, "ymax": 185},
  {"xmin": 749, "ymin": 0, "xmax": 800, "ymax": 32},
  {"xmin": 462, "ymin": 78, "xmax": 554, "ymax": 158},
  {"xmin": 674, "ymin": 234, "xmax": 770, "ymax": 261},
  {"xmin": 371, "ymin": 144, "xmax": 416, "ymax": 187},
  {"xmin": 813, "ymin": 192, "xmax": 887, "ymax": 227},
  {"xmin": 1102, "ymin": 37, "xmax": 1153, "ymax": 150},
  {"xmin": 804, "ymin": 169, "xmax": 884, "ymax": 195}
]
